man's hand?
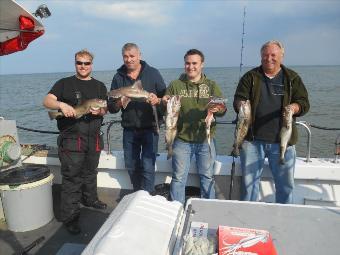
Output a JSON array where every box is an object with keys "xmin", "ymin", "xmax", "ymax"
[
  {"xmin": 209, "ymin": 107, "xmax": 220, "ymax": 113},
  {"xmin": 90, "ymin": 107, "xmax": 107, "ymax": 116},
  {"xmin": 288, "ymin": 103, "xmax": 300, "ymax": 115},
  {"xmin": 147, "ymin": 93, "xmax": 161, "ymax": 106},
  {"xmin": 60, "ymin": 102, "xmax": 76, "ymax": 118},
  {"xmin": 161, "ymin": 95, "xmax": 171, "ymax": 106}
]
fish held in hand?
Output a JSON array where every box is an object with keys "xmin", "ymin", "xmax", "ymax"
[
  {"xmin": 108, "ymin": 80, "xmax": 150, "ymax": 109},
  {"xmin": 48, "ymin": 99, "xmax": 107, "ymax": 120},
  {"xmin": 205, "ymin": 97, "xmax": 227, "ymax": 154},
  {"xmin": 206, "ymin": 97, "xmax": 227, "ymax": 113},
  {"xmin": 108, "ymin": 80, "xmax": 160, "ymax": 133},
  {"xmin": 165, "ymin": 95, "xmax": 181, "ymax": 159},
  {"xmin": 280, "ymin": 105, "xmax": 293, "ymax": 164},
  {"xmin": 231, "ymin": 100, "xmax": 251, "ymax": 157}
]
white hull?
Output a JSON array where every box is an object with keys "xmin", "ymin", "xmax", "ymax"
[
  {"xmin": 22, "ymin": 150, "xmax": 340, "ymax": 207},
  {"xmin": 0, "ymin": 0, "xmax": 44, "ymax": 42}
]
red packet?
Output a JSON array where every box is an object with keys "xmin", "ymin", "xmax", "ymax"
[{"xmin": 218, "ymin": 226, "xmax": 277, "ymax": 255}]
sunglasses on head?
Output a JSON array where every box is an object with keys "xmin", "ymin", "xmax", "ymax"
[{"xmin": 76, "ymin": 61, "xmax": 92, "ymax": 66}]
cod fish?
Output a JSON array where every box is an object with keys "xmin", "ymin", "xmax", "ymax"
[
  {"xmin": 165, "ymin": 95, "xmax": 181, "ymax": 159},
  {"xmin": 280, "ymin": 105, "xmax": 293, "ymax": 164},
  {"xmin": 205, "ymin": 97, "xmax": 227, "ymax": 153},
  {"xmin": 108, "ymin": 80, "xmax": 160, "ymax": 133},
  {"xmin": 108, "ymin": 80, "xmax": 150, "ymax": 109},
  {"xmin": 48, "ymin": 99, "xmax": 107, "ymax": 120},
  {"xmin": 231, "ymin": 100, "xmax": 251, "ymax": 157}
]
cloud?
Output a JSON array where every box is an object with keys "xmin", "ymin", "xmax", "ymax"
[
  {"xmin": 80, "ymin": 1, "xmax": 173, "ymax": 26},
  {"xmin": 246, "ymin": 0, "xmax": 340, "ymax": 16}
]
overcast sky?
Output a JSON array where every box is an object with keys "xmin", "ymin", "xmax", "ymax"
[{"xmin": 1, "ymin": 0, "xmax": 340, "ymax": 74}]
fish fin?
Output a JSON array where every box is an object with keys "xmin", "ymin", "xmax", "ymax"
[
  {"xmin": 132, "ymin": 80, "xmax": 143, "ymax": 90},
  {"xmin": 121, "ymin": 96, "xmax": 131, "ymax": 109},
  {"xmin": 48, "ymin": 111, "xmax": 61, "ymax": 120}
]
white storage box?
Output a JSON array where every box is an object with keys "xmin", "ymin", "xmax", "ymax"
[{"xmin": 82, "ymin": 191, "xmax": 183, "ymax": 255}]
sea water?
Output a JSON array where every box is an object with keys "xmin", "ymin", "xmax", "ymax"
[{"xmin": 0, "ymin": 65, "xmax": 339, "ymax": 158}]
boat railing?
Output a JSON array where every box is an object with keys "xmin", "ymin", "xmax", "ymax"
[
  {"xmin": 296, "ymin": 121, "xmax": 312, "ymax": 163},
  {"xmin": 334, "ymin": 134, "xmax": 340, "ymax": 164},
  {"xmin": 106, "ymin": 120, "xmax": 120, "ymax": 155},
  {"xmin": 105, "ymin": 119, "xmax": 314, "ymax": 163}
]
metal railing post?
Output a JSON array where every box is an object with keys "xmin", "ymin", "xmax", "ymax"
[
  {"xmin": 334, "ymin": 134, "xmax": 340, "ymax": 163},
  {"xmin": 296, "ymin": 121, "xmax": 311, "ymax": 162}
]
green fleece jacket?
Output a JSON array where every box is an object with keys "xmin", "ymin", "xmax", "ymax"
[
  {"xmin": 233, "ymin": 65, "xmax": 310, "ymax": 145},
  {"xmin": 166, "ymin": 74, "xmax": 226, "ymax": 143}
]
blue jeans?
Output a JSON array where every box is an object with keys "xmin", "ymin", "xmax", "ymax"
[
  {"xmin": 240, "ymin": 140, "xmax": 296, "ymax": 204},
  {"xmin": 170, "ymin": 138, "xmax": 216, "ymax": 204},
  {"xmin": 123, "ymin": 128, "xmax": 158, "ymax": 193}
]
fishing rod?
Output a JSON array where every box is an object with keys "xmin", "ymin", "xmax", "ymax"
[
  {"xmin": 229, "ymin": 6, "xmax": 247, "ymax": 200},
  {"xmin": 238, "ymin": 6, "xmax": 246, "ymax": 80}
]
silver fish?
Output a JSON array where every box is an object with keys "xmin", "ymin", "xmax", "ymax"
[
  {"xmin": 231, "ymin": 100, "xmax": 251, "ymax": 157},
  {"xmin": 48, "ymin": 98, "xmax": 107, "ymax": 120},
  {"xmin": 280, "ymin": 105, "xmax": 293, "ymax": 164},
  {"xmin": 165, "ymin": 95, "xmax": 181, "ymax": 159},
  {"xmin": 108, "ymin": 80, "xmax": 159, "ymax": 133},
  {"xmin": 205, "ymin": 97, "xmax": 227, "ymax": 154},
  {"xmin": 108, "ymin": 80, "xmax": 150, "ymax": 109}
]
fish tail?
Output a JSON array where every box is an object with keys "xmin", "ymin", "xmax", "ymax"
[
  {"xmin": 280, "ymin": 146, "xmax": 285, "ymax": 164},
  {"xmin": 231, "ymin": 145, "xmax": 240, "ymax": 157},
  {"xmin": 48, "ymin": 111, "xmax": 61, "ymax": 120},
  {"xmin": 209, "ymin": 143, "xmax": 213, "ymax": 159},
  {"xmin": 166, "ymin": 140, "xmax": 173, "ymax": 160},
  {"xmin": 167, "ymin": 149, "xmax": 172, "ymax": 160}
]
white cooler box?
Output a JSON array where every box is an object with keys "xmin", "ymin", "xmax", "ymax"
[{"xmin": 82, "ymin": 190, "xmax": 183, "ymax": 255}]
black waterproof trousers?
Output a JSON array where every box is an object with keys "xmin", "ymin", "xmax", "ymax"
[{"xmin": 57, "ymin": 122, "xmax": 103, "ymax": 223}]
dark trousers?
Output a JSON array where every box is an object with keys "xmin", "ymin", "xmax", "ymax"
[
  {"xmin": 58, "ymin": 133, "xmax": 101, "ymax": 223},
  {"xmin": 123, "ymin": 128, "xmax": 158, "ymax": 193}
]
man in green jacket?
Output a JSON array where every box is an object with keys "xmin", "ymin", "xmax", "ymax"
[
  {"xmin": 233, "ymin": 40, "xmax": 309, "ymax": 204},
  {"xmin": 163, "ymin": 49, "xmax": 226, "ymax": 204}
]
